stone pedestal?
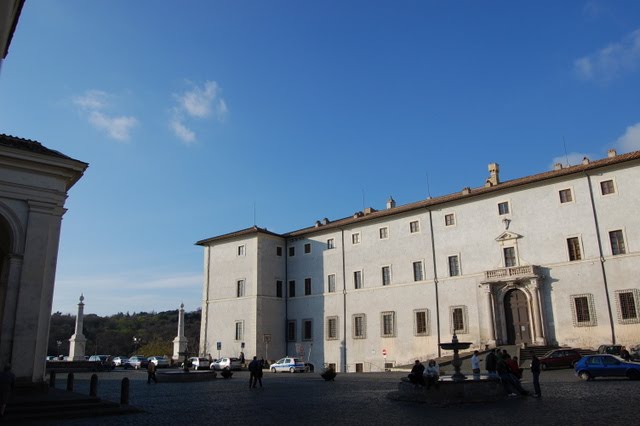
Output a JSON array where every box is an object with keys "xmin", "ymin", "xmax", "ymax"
[
  {"xmin": 69, "ymin": 295, "xmax": 87, "ymax": 361},
  {"xmin": 172, "ymin": 303, "xmax": 188, "ymax": 362}
]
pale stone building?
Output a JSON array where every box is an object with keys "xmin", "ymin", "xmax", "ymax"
[
  {"xmin": 0, "ymin": 135, "xmax": 87, "ymax": 384},
  {"xmin": 198, "ymin": 149, "xmax": 640, "ymax": 372}
]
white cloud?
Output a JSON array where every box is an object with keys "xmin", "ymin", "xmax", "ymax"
[
  {"xmin": 72, "ymin": 90, "xmax": 109, "ymax": 110},
  {"xmin": 549, "ymin": 152, "xmax": 594, "ymax": 169},
  {"xmin": 170, "ymin": 80, "xmax": 228, "ymax": 144},
  {"xmin": 88, "ymin": 111, "xmax": 137, "ymax": 142},
  {"xmin": 614, "ymin": 122, "xmax": 640, "ymax": 152},
  {"xmin": 170, "ymin": 117, "xmax": 196, "ymax": 144},
  {"xmin": 72, "ymin": 89, "xmax": 138, "ymax": 142},
  {"xmin": 574, "ymin": 29, "xmax": 640, "ymax": 81}
]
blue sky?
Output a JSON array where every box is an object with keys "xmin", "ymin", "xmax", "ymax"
[{"xmin": 1, "ymin": 1, "xmax": 639, "ymax": 316}]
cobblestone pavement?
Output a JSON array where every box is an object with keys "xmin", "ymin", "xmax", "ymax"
[{"xmin": 43, "ymin": 368, "xmax": 639, "ymax": 426}]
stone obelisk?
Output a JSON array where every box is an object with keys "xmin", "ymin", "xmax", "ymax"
[
  {"xmin": 68, "ymin": 294, "xmax": 87, "ymax": 360},
  {"xmin": 172, "ymin": 303, "xmax": 188, "ymax": 362}
]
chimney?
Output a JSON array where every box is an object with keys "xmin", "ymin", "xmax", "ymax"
[
  {"xmin": 582, "ymin": 157, "xmax": 590, "ymax": 165},
  {"xmin": 321, "ymin": 218, "xmax": 330, "ymax": 225},
  {"xmin": 386, "ymin": 196, "xmax": 396, "ymax": 209},
  {"xmin": 554, "ymin": 163, "xmax": 563, "ymax": 170},
  {"xmin": 608, "ymin": 149, "xmax": 617, "ymax": 158},
  {"xmin": 315, "ymin": 220, "xmax": 321, "ymax": 227},
  {"xmin": 485, "ymin": 163, "xmax": 500, "ymax": 187},
  {"xmin": 462, "ymin": 187, "xmax": 471, "ymax": 195},
  {"xmin": 364, "ymin": 207, "xmax": 377, "ymax": 215}
]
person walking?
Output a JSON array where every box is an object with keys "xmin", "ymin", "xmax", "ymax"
[
  {"xmin": 147, "ymin": 360, "xmax": 158, "ymax": 384},
  {"xmin": 530, "ymin": 351, "xmax": 541, "ymax": 397},
  {"xmin": 248, "ymin": 356, "xmax": 259, "ymax": 389},
  {"xmin": 0, "ymin": 365, "xmax": 15, "ymax": 417},
  {"xmin": 471, "ymin": 350, "xmax": 481, "ymax": 380},
  {"xmin": 254, "ymin": 358, "xmax": 264, "ymax": 388},
  {"xmin": 485, "ymin": 348, "xmax": 497, "ymax": 378}
]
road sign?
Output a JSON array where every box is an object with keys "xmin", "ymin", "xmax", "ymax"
[
  {"xmin": 382, "ymin": 348, "xmax": 387, "ymax": 357},
  {"xmin": 216, "ymin": 341, "xmax": 222, "ymax": 351}
]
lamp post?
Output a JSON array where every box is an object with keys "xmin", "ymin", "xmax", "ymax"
[
  {"xmin": 56, "ymin": 340, "xmax": 62, "ymax": 357},
  {"xmin": 133, "ymin": 336, "xmax": 141, "ymax": 354}
]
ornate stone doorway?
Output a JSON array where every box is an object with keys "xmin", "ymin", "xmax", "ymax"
[{"xmin": 504, "ymin": 289, "xmax": 532, "ymax": 345}]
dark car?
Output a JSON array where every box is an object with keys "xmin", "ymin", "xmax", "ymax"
[
  {"xmin": 597, "ymin": 345, "xmax": 622, "ymax": 355},
  {"xmin": 575, "ymin": 354, "xmax": 640, "ymax": 380},
  {"xmin": 539, "ymin": 349, "xmax": 582, "ymax": 369},
  {"xmin": 88, "ymin": 355, "xmax": 115, "ymax": 370}
]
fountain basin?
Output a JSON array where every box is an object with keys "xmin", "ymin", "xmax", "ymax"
[{"xmin": 390, "ymin": 375, "xmax": 505, "ymax": 405}]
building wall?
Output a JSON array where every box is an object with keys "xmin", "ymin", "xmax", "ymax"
[{"xmin": 199, "ymin": 155, "xmax": 640, "ymax": 372}]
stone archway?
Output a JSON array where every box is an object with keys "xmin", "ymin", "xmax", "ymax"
[{"xmin": 504, "ymin": 289, "xmax": 532, "ymax": 345}]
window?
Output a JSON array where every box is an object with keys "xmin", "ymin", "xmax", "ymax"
[
  {"xmin": 326, "ymin": 316, "xmax": 339, "ymax": 340},
  {"xmin": 571, "ymin": 294, "xmax": 596, "ymax": 327},
  {"xmin": 353, "ymin": 270, "xmax": 363, "ymax": 289},
  {"xmin": 567, "ymin": 237, "xmax": 582, "ymax": 261},
  {"xmin": 304, "ymin": 243, "xmax": 311, "ymax": 254},
  {"xmin": 559, "ymin": 189, "xmax": 573, "ymax": 203},
  {"xmin": 327, "ymin": 238, "xmax": 335, "ymax": 249},
  {"xmin": 616, "ymin": 290, "xmax": 639, "ymax": 324},
  {"xmin": 381, "ymin": 266, "xmax": 391, "ymax": 286},
  {"xmin": 327, "ymin": 274, "xmax": 336, "ymax": 293},
  {"xmin": 276, "ymin": 246, "xmax": 283, "ymax": 256},
  {"xmin": 379, "ymin": 227, "xmax": 388, "ymax": 239},
  {"xmin": 410, "ymin": 220, "xmax": 420, "ymax": 233},
  {"xmin": 287, "ymin": 320, "xmax": 296, "ymax": 341},
  {"xmin": 414, "ymin": 309, "xmax": 430, "ymax": 336},
  {"xmin": 445, "ymin": 213, "xmax": 455, "ymax": 226},
  {"xmin": 302, "ymin": 319, "xmax": 313, "ymax": 341},
  {"xmin": 352, "ymin": 233, "xmax": 361, "ymax": 244},
  {"xmin": 235, "ymin": 321, "xmax": 244, "ymax": 340},
  {"xmin": 289, "ymin": 280, "xmax": 296, "ymax": 298},
  {"xmin": 609, "ymin": 230, "xmax": 626, "ymax": 255},
  {"xmin": 448, "ymin": 255, "xmax": 460, "ymax": 277},
  {"xmin": 353, "ymin": 314, "xmax": 366, "ymax": 339},
  {"xmin": 304, "ymin": 278, "xmax": 312, "ymax": 295},
  {"xmin": 276, "ymin": 280, "xmax": 283, "ymax": 298},
  {"xmin": 289, "ymin": 246, "xmax": 295, "ymax": 257},
  {"xmin": 503, "ymin": 247, "xmax": 516, "ymax": 267},
  {"xmin": 236, "ymin": 279, "xmax": 245, "ymax": 297},
  {"xmin": 600, "ymin": 179, "xmax": 615, "ymax": 195},
  {"xmin": 381, "ymin": 311, "xmax": 396, "ymax": 337},
  {"xmin": 237, "ymin": 245, "xmax": 245, "ymax": 256},
  {"xmin": 450, "ymin": 306, "xmax": 468, "ymax": 334},
  {"xmin": 498, "ymin": 202, "xmax": 510, "ymax": 215},
  {"xmin": 413, "ymin": 261, "xmax": 424, "ymax": 281}
]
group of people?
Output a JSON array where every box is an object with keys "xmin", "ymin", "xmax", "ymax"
[
  {"xmin": 248, "ymin": 356, "xmax": 264, "ymax": 388},
  {"xmin": 409, "ymin": 348, "xmax": 542, "ymax": 398},
  {"xmin": 485, "ymin": 348, "xmax": 541, "ymax": 397},
  {"xmin": 408, "ymin": 359, "xmax": 440, "ymax": 389}
]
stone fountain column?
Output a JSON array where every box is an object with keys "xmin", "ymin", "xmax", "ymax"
[{"xmin": 68, "ymin": 294, "xmax": 87, "ymax": 360}]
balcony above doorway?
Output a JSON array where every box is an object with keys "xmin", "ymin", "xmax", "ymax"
[{"xmin": 483, "ymin": 265, "xmax": 540, "ymax": 284}]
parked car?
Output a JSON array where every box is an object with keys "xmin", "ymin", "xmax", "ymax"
[
  {"xmin": 184, "ymin": 357, "xmax": 210, "ymax": 370},
  {"xmin": 148, "ymin": 356, "xmax": 170, "ymax": 368},
  {"xmin": 113, "ymin": 356, "xmax": 129, "ymax": 367},
  {"xmin": 211, "ymin": 357, "xmax": 242, "ymax": 371},
  {"xmin": 597, "ymin": 345, "xmax": 622, "ymax": 355},
  {"xmin": 125, "ymin": 355, "xmax": 149, "ymax": 369},
  {"xmin": 575, "ymin": 354, "xmax": 640, "ymax": 380},
  {"xmin": 270, "ymin": 357, "xmax": 306, "ymax": 373},
  {"xmin": 539, "ymin": 349, "xmax": 582, "ymax": 369},
  {"xmin": 88, "ymin": 355, "xmax": 115, "ymax": 370}
]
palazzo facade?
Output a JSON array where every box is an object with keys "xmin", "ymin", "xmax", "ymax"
[{"xmin": 198, "ymin": 149, "xmax": 640, "ymax": 372}]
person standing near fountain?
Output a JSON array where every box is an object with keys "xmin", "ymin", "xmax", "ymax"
[
  {"xmin": 485, "ymin": 348, "xmax": 497, "ymax": 378},
  {"xmin": 471, "ymin": 351, "xmax": 481, "ymax": 380},
  {"xmin": 408, "ymin": 360, "xmax": 425, "ymax": 386},
  {"xmin": 530, "ymin": 351, "xmax": 541, "ymax": 398}
]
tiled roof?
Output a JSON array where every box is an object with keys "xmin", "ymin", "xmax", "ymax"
[
  {"xmin": 0, "ymin": 133, "xmax": 84, "ymax": 163},
  {"xmin": 195, "ymin": 226, "xmax": 283, "ymax": 246},
  {"xmin": 197, "ymin": 149, "xmax": 640, "ymax": 244}
]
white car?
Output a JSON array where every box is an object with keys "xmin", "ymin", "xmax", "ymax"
[
  {"xmin": 270, "ymin": 357, "xmax": 305, "ymax": 373},
  {"xmin": 211, "ymin": 357, "xmax": 242, "ymax": 371},
  {"xmin": 113, "ymin": 356, "xmax": 129, "ymax": 367},
  {"xmin": 186, "ymin": 357, "xmax": 210, "ymax": 370},
  {"xmin": 148, "ymin": 356, "xmax": 170, "ymax": 368}
]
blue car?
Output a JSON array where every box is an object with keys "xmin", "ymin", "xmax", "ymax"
[{"xmin": 574, "ymin": 354, "xmax": 640, "ymax": 380}]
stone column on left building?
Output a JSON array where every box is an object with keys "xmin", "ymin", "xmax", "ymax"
[
  {"xmin": 173, "ymin": 303, "xmax": 188, "ymax": 362},
  {"xmin": 68, "ymin": 294, "xmax": 87, "ymax": 360}
]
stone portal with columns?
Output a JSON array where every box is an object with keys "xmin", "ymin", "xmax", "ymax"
[
  {"xmin": 173, "ymin": 303, "xmax": 188, "ymax": 361},
  {"xmin": 482, "ymin": 265, "xmax": 546, "ymax": 346}
]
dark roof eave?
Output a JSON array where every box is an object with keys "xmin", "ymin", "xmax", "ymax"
[{"xmin": 195, "ymin": 226, "xmax": 283, "ymax": 246}]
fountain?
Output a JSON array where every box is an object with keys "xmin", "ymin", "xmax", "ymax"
[
  {"xmin": 389, "ymin": 334, "xmax": 506, "ymax": 404},
  {"xmin": 438, "ymin": 333, "xmax": 471, "ymax": 382}
]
